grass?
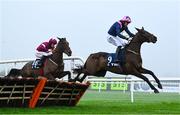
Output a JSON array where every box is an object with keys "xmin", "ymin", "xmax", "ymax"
[{"xmin": 0, "ymin": 90, "xmax": 180, "ymax": 114}]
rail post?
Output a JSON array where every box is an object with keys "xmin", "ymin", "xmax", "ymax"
[{"xmin": 130, "ymin": 80, "xmax": 134, "ymax": 103}]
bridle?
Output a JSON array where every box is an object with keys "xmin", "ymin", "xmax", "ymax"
[
  {"xmin": 48, "ymin": 58, "xmax": 58, "ymax": 66},
  {"xmin": 125, "ymin": 34, "xmax": 141, "ymax": 56}
]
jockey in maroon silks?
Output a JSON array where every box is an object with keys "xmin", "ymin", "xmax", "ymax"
[{"xmin": 33, "ymin": 37, "xmax": 57, "ymax": 68}]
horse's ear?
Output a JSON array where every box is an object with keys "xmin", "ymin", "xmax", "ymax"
[
  {"xmin": 142, "ymin": 27, "xmax": 144, "ymax": 30},
  {"xmin": 135, "ymin": 27, "xmax": 141, "ymax": 32},
  {"xmin": 57, "ymin": 37, "xmax": 61, "ymax": 41}
]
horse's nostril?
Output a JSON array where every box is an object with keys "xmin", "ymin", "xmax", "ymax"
[
  {"xmin": 155, "ymin": 36, "xmax": 157, "ymax": 39},
  {"xmin": 69, "ymin": 51, "xmax": 72, "ymax": 55},
  {"xmin": 155, "ymin": 38, "xmax": 157, "ymax": 41}
]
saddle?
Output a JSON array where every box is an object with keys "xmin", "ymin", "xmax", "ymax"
[{"xmin": 31, "ymin": 59, "xmax": 45, "ymax": 76}]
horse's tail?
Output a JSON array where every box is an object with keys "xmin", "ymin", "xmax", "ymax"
[{"xmin": 5, "ymin": 68, "xmax": 21, "ymax": 77}]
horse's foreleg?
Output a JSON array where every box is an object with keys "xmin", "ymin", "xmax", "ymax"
[
  {"xmin": 73, "ymin": 73, "xmax": 82, "ymax": 82},
  {"xmin": 65, "ymin": 71, "xmax": 71, "ymax": 81},
  {"xmin": 56, "ymin": 71, "xmax": 71, "ymax": 81},
  {"xmin": 79, "ymin": 74, "xmax": 87, "ymax": 83},
  {"xmin": 139, "ymin": 68, "xmax": 162, "ymax": 89},
  {"xmin": 133, "ymin": 70, "xmax": 159, "ymax": 93}
]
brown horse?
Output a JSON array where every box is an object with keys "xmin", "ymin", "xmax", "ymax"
[
  {"xmin": 6, "ymin": 38, "xmax": 72, "ymax": 80},
  {"xmin": 73, "ymin": 27, "xmax": 162, "ymax": 93}
]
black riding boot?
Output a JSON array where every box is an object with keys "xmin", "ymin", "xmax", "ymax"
[{"xmin": 115, "ymin": 46, "xmax": 122, "ymax": 62}]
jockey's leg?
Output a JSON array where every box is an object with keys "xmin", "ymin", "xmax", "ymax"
[
  {"xmin": 37, "ymin": 56, "xmax": 47, "ymax": 67},
  {"xmin": 115, "ymin": 37, "xmax": 128, "ymax": 64},
  {"xmin": 107, "ymin": 35, "xmax": 118, "ymax": 46},
  {"xmin": 35, "ymin": 52, "xmax": 52, "ymax": 68},
  {"xmin": 115, "ymin": 46, "xmax": 122, "ymax": 62},
  {"xmin": 32, "ymin": 52, "xmax": 41, "ymax": 68}
]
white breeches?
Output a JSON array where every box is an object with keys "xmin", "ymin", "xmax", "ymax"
[
  {"xmin": 107, "ymin": 34, "xmax": 128, "ymax": 47},
  {"xmin": 35, "ymin": 51, "xmax": 52, "ymax": 59}
]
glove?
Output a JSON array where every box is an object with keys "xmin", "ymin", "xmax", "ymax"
[
  {"xmin": 127, "ymin": 37, "xmax": 132, "ymax": 44},
  {"xmin": 125, "ymin": 37, "xmax": 129, "ymax": 40}
]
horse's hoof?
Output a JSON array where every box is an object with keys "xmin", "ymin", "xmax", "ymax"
[
  {"xmin": 154, "ymin": 89, "xmax": 159, "ymax": 93},
  {"xmin": 55, "ymin": 78, "xmax": 61, "ymax": 82},
  {"xmin": 18, "ymin": 76, "xmax": 22, "ymax": 79},
  {"xmin": 158, "ymin": 84, "xmax": 163, "ymax": 89}
]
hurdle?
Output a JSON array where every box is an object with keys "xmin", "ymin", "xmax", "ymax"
[{"xmin": 0, "ymin": 77, "xmax": 90, "ymax": 108}]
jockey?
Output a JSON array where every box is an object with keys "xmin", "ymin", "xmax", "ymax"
[
  {"xmin": 107, "ymin": 16, "xmax": 135, "ymax": 62},
  {"xmin": 33, "ymin": 37, "xmax": 57, "ymax": 68}
]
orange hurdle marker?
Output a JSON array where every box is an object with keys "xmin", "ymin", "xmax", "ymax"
[{"xmin": 29, "ymin": 77, "xmax": 47, "ymax": 108}]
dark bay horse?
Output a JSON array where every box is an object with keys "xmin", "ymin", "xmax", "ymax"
[
  {"xmin": 73, "ymin": 27, "xmax": 162, "ymax": 93},
  {"xmin": 6, "ymin": 38, "xmax": 72, "ymax": 80}
]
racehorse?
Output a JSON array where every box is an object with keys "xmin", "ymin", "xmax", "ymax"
[
  {"xmin": 73, "ymin": 27, "xmax": 162, "ymax": 93},
  {"xmin": 6, "ymin": 38, "xmax": 72, "ymax": 80}
]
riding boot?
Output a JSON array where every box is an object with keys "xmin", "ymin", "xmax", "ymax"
[{"xmin": 115, "ymin": 46, "xmax": 121, "ymax": 62}]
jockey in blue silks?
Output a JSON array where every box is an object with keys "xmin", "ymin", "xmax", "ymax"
[{"xmin": 107, "ymin": 16, "xmax": 135, "ymax": 62}]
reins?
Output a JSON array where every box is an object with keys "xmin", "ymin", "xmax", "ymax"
[
  {"xmin": 49, "ymin": 41, "xmax": 64, "ymax": 67},
  {"xmin": 125, "ymin": 34, "xmax": 141, "ymax": 56},
  {"xmin": 127, "ymin": 49, "xmax": 139, "ymax": 55}
]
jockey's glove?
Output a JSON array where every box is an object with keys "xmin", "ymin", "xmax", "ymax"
[{"xmin": 123, "ymin": 37, "xmax": 129, "ymax": 40}]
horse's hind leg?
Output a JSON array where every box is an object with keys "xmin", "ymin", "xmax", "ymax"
[
  {"xmin": 139, "ymin": 67, "xmax": 162, "ymax": 89},
  {"xmin": 5, "ymin": 68, "xmax": 21, "ymax": 77},
  {"xmin": 133, "ymin": 70, "xmax": 159, "ymax": 93}
]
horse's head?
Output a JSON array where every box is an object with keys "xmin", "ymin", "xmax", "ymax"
[
  {"xmin": 56, "ymin": 37, "xmax": 72, "ymax": 56},
  {"xmin": 135, "ymin": 27, "xmax": 157, "ymax": 43}
]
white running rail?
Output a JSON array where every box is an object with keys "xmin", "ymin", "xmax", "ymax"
[
  {"xmin": 0, "ymin": 56, "xmax": 84, "ymax": 76},
  {"xmin": 88, "ymin": 77, "xmax": 180, "ymax": 103}
]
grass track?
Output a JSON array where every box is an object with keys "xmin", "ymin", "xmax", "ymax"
[{"xmin": 0, "ymin": 90, "xmax": 180, "ymax": 114}]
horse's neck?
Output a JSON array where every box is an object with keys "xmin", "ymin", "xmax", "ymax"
[
  {"xmin": 127, "ymin": 34, "xmax": 143, "ymax": 54},
  {"xmin": 51, "ymin": 51, "xmax": 63, "ymax": 65}
]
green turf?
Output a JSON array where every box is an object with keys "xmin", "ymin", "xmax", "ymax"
[{"xmin": 0, "ymin": 90, "xmax": 180, "ymax": 114}]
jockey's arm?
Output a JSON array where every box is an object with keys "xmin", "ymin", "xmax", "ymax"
[
  {"xmin": 116, "ymin": 25, "xmax": 129, "ymax": 40},
  {"xmin": 37, "ymin": 44, "xmax": 48, "ymax": 52},
  {"xmin": 125, "ymin": 27, "xmax": 135, "ymax": 37},
  {"xmin": 117, "ymin": 33, "xmax": 129, "ymax": 40}
]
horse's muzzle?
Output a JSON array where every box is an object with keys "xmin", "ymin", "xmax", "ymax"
[
  {"xmin": 67, "ymin": 51, "xmax": 72, "ymax": 56},
  {"xmin": 153, "ymin": 36, "xmax": 157, "ymax": 43}
]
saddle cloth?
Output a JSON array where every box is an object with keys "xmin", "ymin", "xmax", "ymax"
[
  {"xmin": 107, "ymin": 49, "xmax": 125, "ymax": 67},
  {"xmin": 32, "ymin": 59, "xmax": 41, "ymax": 69}
]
